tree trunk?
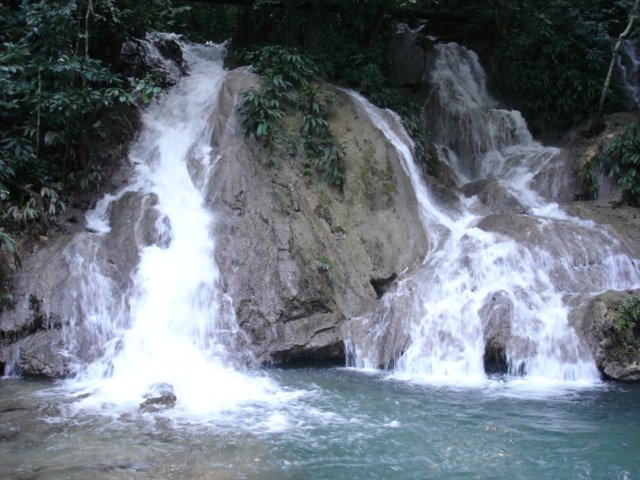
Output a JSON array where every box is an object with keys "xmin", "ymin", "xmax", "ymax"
[{"xmin": 594, "ymin": 0, "xmax": 640, "ymax": 126}]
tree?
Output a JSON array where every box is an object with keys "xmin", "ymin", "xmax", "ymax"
[{"xmin": 595, "ymin": 0, "xmax": 640, "ymax": 126}]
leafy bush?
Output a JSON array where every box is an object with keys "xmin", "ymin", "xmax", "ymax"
[
  {"xmin": 237, "ymin": 86, "xmax": 285, "ymax": 160},
  {"xmin": 426, "ymin": 0, "xmax": 632, "ymax": 132},
  {"xmin": 0, "ymin": 1, "xmax": 147, "ymax": 232},
  {"xmin": 614, "ymin": 295, "xmax": 640, "ymax": 334},
  {"xmin": 596, "ymin": 122, "xmax": 640, "ymax": 206},
  {"xmin": 0, "ymin": 226, "xmax": 19, "ymax": 268},
  {"xmin": 237, "ymin": 46, "xmax": 345, "ymax": 186}
]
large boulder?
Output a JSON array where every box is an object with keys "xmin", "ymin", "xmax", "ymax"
[
  {"xmin": 209, "ymin": 70, "xmax": 428, "ymax": 365},
  {"xmin": 386, "ymin": 25, "xmax": 434, "ymax": 88},
  {"xmin": 479, "ymin": 290, "xmax": 513, "ymax": 374},
  {"xmin": 580, "ymin": 289, "xmax": 640, "ymax": 381},
  {"xmin": 0, "ymin": 189, "xmax": 168, "ymax": 377},
  {"xmin": 462, "ymin": 178, "xmax": 525, "ymax": 215}
]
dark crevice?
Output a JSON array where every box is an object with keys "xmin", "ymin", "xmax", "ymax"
[
  {"xmin": 269, "ymin": 342, "xmax": 345, "ymax": 368},
  {"xmin": 483, "ymin": 343, "xmax": 508, "ymax": 375},
  {"xmin": 370, "ymin": 273, "xmax": 397, "ymax": 299}
]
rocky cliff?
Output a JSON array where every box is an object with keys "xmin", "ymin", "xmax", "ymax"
[{"xmin": 210, "ymin": 71, "xmax": 427, "ymax": 365}]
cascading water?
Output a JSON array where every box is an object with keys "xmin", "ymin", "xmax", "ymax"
[
  {"xmin": 617, "ymin": 39, "xmax": 640, "ymax": 108},
  {"xmin": 346, "ymin": 43, "xmax": 640, "ymax": 385},
  {"xmin": 58, "ymin": 36, "xmax": 295, "ymax": 420}
]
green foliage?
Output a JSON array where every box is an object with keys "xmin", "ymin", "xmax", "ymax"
[
  {"xmin": 314, "ymin": 255, "xmax": 333, "ymax": 273},
  {"xmin": 497, "ymin": 1, "xmax": 620, "ymax": 131},
  {"xmin": 237, "ymin": 86, "xmax": 285, "ymax": 161},
  {"xmin": 231, "ymin": 2, "xmax": 439, "ymax": 176},
  {"xmin": 434, "ymin": 0, "xmax": 633, "ymax": 132},
  {"xmin": 132, "ymin": 75, "xmax": 162, "ymax": 104},
  {"xmin": 577, "ymin": 153, "xmax": 600, "ymax": 201},
  {"xmin": 614, "ymin": 295, "xmax": 640, "ymax": 335},
  {"xmin": 169, "ymin": 4, "xmax": 241, "ymax": 43},
  {"xmin": 237, "ymin": 46, "xmax": 345, "ymax": 186},
  {"xmin": 596, "ymin": 122, "xmax": 640, "ymax": 206},
  {"xmin": 92, "ymin": 0, "xmax": 174, "ymax": 43},
  {"xmin": 0, "ymin": 0, "xmax": 165, "ymax": 233},
  {"xmin": 297, "ymin": 83, "xmax": 345, "ymax": 186},
  {"xmin": 0, "ymin": 226, "xmax": 20, "ymax": 268}
]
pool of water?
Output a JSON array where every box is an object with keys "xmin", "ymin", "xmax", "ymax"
[{"xmin": 1, "ymin": 369, "xmax": 639, "ymax": 479}]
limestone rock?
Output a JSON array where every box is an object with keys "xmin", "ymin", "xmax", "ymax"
[
  {"xmin": 0, "ymin": 68, "xmax": 428, "ymax": 375},
  {"xmin": 17, "ymin": 330, "xmax": 70, "ymax": 378},
  {"xmin": 462, "ymin": 179, "xmax": 525, "ymax": 215},
  {"xmin": 210, "ymin": 70, "xmax": 428, "ymax": 365},
  {"xmin": 386, "ymin": 26, "xmax": 433, "ymax": 88},
  {"xmin": 582, "ymin": 289, "xmax": 640, "ymax": 381},
  {"xmin": 139, "ymin": 383, "xmax": 177, "ymax": 412},
  {"xmin": 479, "ymin": 291, "xmax": 513, "ymax": 374}
]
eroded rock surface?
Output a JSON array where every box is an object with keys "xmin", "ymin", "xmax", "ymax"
[
  {"xmin": 580, "ymin": 289, "xmax": 640, "ymax": 381},
  {"xmin": 210, "ymin": 71, "xmax": 428, "ymax": 365}
]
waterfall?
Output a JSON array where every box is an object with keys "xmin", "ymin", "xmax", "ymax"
[
  {"xmin": 59, "ymin": 37, "xmax": 288, "ymax": 418},
  {"xmin": 617, "ymin": 40, "xmax": 640, "ymax": 108},
  {"xmin": 346, "ymin": 43, "xmax": 640, "ymax": 385}
]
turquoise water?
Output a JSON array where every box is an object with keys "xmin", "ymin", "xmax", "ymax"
[{"xmin": 1, "ymin": 369, "xmax": 639, "ymax": 479}]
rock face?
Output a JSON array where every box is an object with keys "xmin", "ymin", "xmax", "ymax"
[
  {"xmin": 0, "ymin": 188, "xmax": 166, "ymax": 377},
  {"xmin": 139, "ymin": 383, "xmax": 177, "ymax": 412},
  {"xmin": 579, "ymin": 289, "xmax": 640, "ymax": 381},
  {"xmin": 210, "ymin": 71, "xmax": 428, "ymax": 365},
  {"xmin": 479, "ymin": 290, "xmax": 513, "ymax": 374},
  {"xmin": 386, "ymin": 25, "xmax": 433, "ymax": 88},
  {"xmin": 121, "ymin": 32, "xmax": 187, "ymax": 88}
]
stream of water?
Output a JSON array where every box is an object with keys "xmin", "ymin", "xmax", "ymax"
[{"xmin": 618, "ymin": 40, "xmax": 640, "ymax": 108}]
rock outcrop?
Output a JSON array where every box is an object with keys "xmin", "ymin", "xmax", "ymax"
[
  {"xmin": 121, "ymin": 32, "xmax": 188, "ymax": 88},
  {"xmin": 210, "ymin": 70, "xmax": 428, "ymax": 365},
  {"xmin": 578, "ymin": 289, "xmax": 640, "ymax": 381}
]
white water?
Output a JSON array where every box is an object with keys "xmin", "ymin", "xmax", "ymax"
[
  {"xmin": 60, "ymin": 38, "xmax": 299, "ymax": 421},
  {"xmin": 617, "ymin": 39, "xmax": 640, "ymax": 108},
  {"xmin": 346, "ymin": 43, "xmax": 640, "ymax": 386}
]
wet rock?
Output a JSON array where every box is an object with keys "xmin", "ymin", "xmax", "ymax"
[
  {"xmin": 477, "ymin": 212, "xmax": 637, "ymax": 294},
  {"xmin": 479, "ymin": 291, "xmax": 513, "ymax": 374},
  {"xmin": 121, "ymin": 33, "xmax": 187, "ymax": 88},
  {"xmin": 531, "ymin": 148, "xmax": 585, "ymax": 203},
  {"xmin": 139, "ymin": 383, "xmax": 177, "ymax": 412},
  {"xmin": 0, "ymin": 188, "xmax": 166, "ymax": 376},
  {"xmin": 370, "ymin": 273, "xmax": 398, "ymax": 299},
  {"xmin": 562, "ymin": 201, "xmax": 640, "ymax": 258},
  {"xmin": 582, "ymin": 289, "xmax": 640, "ymax": 381},
  {"xmin": 17, "ymin": 330, "xmax": 70, "ymax": 378},
  {"xmin": 462, "ymin": 178, "xmax": 525, "ymax": 215},
  {"xmin": 212, "ymin": 71, "xmax": 428, "ymax": 365},
  {"xmin": 386, "ymin": 25, "xmax": 434, "ymax": 88}
]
